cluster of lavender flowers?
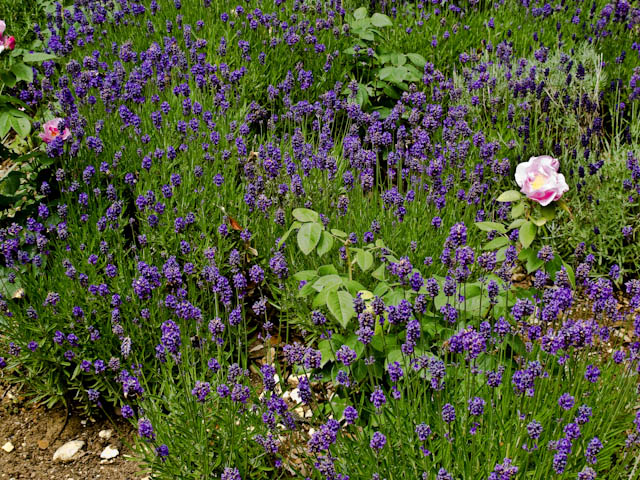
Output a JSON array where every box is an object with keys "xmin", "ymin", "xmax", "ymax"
[{"xmin": 1, "ymin": 0, "xmax": 640, "ymax": 479}]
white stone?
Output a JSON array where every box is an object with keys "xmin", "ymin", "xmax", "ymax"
[
  {"xmin": 2, "ymin": 441, "xmax": 14, "ymax": 453},
  {"xmin": 289, "ymin": 388, "xmax": 302, "ymax": 404},
  {"xmin": 100, "ymin": 445, "xmax": 119, "ymax": 460},
  {"xmin": 53, "ymin": 440, "xmax": 85, "ymax": 462},
  {"xmin": 98, "ymin": 430, "xmax": 112, "ymax": 440}
]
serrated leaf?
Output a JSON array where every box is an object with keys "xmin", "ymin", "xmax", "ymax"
[
  {"xmin": 356, "ymin": 250, "xmax": 374, "ymax": 271},
  {"xmin": 518, "ymin": 221, "xmax": 537, "ymax": 248},
  {"xmin": 327, "ymin": 290, "xmax": 355, "ymax": 329},
  {"xmin": 297, "ymin": 222, "xmax": 322, "ymax": 255},
  {"xmin": 497, "ymin": 190, "xmax": 522, "ymax": 202},
  {"xmin": 475, "ymin": 221, "xmax": 506, "ymax": 234},
  {"xmin": 292, "ymin": 208, "xmax": 319, "ymax": 223}
]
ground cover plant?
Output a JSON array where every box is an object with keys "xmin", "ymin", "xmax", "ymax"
[{"xmin": 1, "ymin": 0, "xmax": 640, "ymax": 478}]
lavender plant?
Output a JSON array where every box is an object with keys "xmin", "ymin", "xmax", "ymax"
[{"xmin": 0, "ymin": 0, "xmax": 639, "ymax": 479}]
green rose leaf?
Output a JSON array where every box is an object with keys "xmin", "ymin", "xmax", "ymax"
[
  {"xmin": 519, "ymin": 221, "xmax": 537, "ymax": 248},
  {"xmin": 497, "ymin": 190, "xmax": 522, "ymax": 202},
  {"xmin": 297, "ymin": 222, "xmax": 322, "ymax": 255},
  {"xmin": 370, "ymin": 12, "xmax": 393, "ymax": 27},
  {"xmin": 317, "ymin": 231, "xmax": 334, "ymax": 256},
  {"xmin": 292, "ymin": 208, "xmax": 319, "ymax": 223},
  {"xmin": 475, "ymin": 221, "xmax": 507, "ymax": 234},
  {"xmin": 327, "ymin": 290, "xmax": 355, "ymax": 329}
]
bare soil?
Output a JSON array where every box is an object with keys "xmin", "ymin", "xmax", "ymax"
[{"xmin": 0, "ymin": 383, "xmax": 143, "ymax": 480}]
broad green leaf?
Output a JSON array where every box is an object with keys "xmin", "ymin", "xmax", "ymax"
[
  {"xmin": 526, "ymin": 256, "xmax": 544, "ymax": 274},
  {"xmin": 343, "ymin": 279, "xmax": 365, "ymax": 296},
  {"xmin": 508, "ymin": 218, "xmax": 526, "ymax": 230},
  {"xmin": 327, "ymin": 290, "xmax": 355, "ymax": 329},
  {"xmin": 406, "ymin": 53, "xmax": 427, "ymax": 68},
  {"xmin": 292, "ymin": 208, "xmax": 319, "ymax": 223},
  {"xmin": 0, "ymin": 171, "xmax": 24, "ymax": 196},
  {"xmin": 0, "ymin": 112, "xmax": 10, "ymax": 138},
  {"xmin": 371, "ymin": 263, "xmax": 387, "ymax": 281},
  {"xmin": 293, "ymin": 270, "xmax": 318, "ymax": 282},
  {"xmin": 482, "ymin": 236, "xmax": 509, "ymax": 250},
  {"xmin": 372, "ymin": 281, "xmax": 390, "ymax": 297},
  {"xmin": 518, "ymin": 221, "xmax": 537, "ymax": 248},
  {"xmin": 475, "ymin": 221, "xmax": 506, "ymax": 234},
  {"xmin": 297, "ymin": 222, "xmax": 322, "ymax": 255},
  {"xmin": 562, "ymin": 261, "xmax": 575, "ymax": 289},
  {"xmin": 312, "ymin": 274, "xmax": 342, "ymax": 292},
  {"xmin": 355, "ymin": 84, "xmax": 369, "ymax": 107},
  {"xmin": 318, "ymin": 265, "xmax": 338, "ymax": 276},
  {"xmin": 313, "ymin": 286, "xmax": 336, "ymax": 309},
  {"xmin": 370, "ymin": 12, "xmax": 393, "ymax": 27},
  {"xmin": 330, "ymin": 229, "xmax": 347, "ymax": 238},
  {"xmin": 276, "ymin": 221, "xmax": 301, "ymax": 249},
  {"xmin": 356, "ymin": 250, "xmax": 374, "ymax": 271},
  {"xmin": 11, "ymin": 62, "xmax": 33, "ymax": 84},
  {"xmin": 318, "ymin": 340, "xmax": 335, "ymax": 367},
  {"xmin": 353, "ymin": 7, "xmax": 368, "ymax": 19},
  {"xmin": 383, "ymin": 288, "xmax": 405, "ymax": 307},
  {"xmin": 404, "ymin": 64, "xmax": 422, "ymax": 82},
  {"xmin": 511, "ymin": 201, "xmax": 525, "ymax": 218},
  {"xmin": 497, "ymin": 190, "xmax": 522, "ymax": 202},
  {"xmin": 10, "ymin": 115, "xmax": 30, "ymax": 138},
  {"xmin": 540, "ymin": 204, "xmax": 556, "ymax": 221},
  {"xmin": 297, "ymin": 282, "xmax": 317, "ymax": 298},
  {"xmin": 317, "ymin": 231, "xmax": 334, "ymax": 256},
  {"xmin": 0, "ymin": 71, "xmax": 16, "ymax": 88},
  {"xmin": 531, "ymin": 217, "xmax": 547, "ymax": 227},
  {"xmin": 22, "ymin": 52, "xmax": 57, "ymax": 63}
]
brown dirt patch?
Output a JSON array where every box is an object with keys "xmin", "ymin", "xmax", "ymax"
[{"xmin": 0, "ymin": 383, "xmax": 143, "ymax": 480}]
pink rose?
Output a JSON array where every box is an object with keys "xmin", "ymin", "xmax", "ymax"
[
  {"xmin": 2, "ymin": 35, "xmax": 14, "ymax": 50},
  {"xmin": 0, "ymin": 21, "xmax": 5, "ymax": 37},
  {"xmin": 39, "ymin": 118, "xmax": 71, "ymax": 144},
  {"xmin": 515, "ymin": 155, "xmax": 569, "ymax": 206}
]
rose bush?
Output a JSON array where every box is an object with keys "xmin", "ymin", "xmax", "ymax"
[{"xmin": 515, "ymin": 155, "xmax": 569, "ymax": 206}]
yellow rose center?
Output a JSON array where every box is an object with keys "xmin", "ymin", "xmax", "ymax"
[
  {"xmin": 49, "ymin": 127, "xmax": 59, "ymax": 137},
  {"xmin": 531, "ymin": 174, "xmax": 547, "ymax": 190}
]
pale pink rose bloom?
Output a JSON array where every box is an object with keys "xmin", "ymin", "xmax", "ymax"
[
  {"xmin": 0, "ymin": 21, "xmax": 5, "ymax": 37},
  {"xmin": 39, "ymin": 118, "xmax": 71, "ymax": 144},
  {"xmin": 514, "ymin": 155, "xmax": 569, "ymax": 206}
]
